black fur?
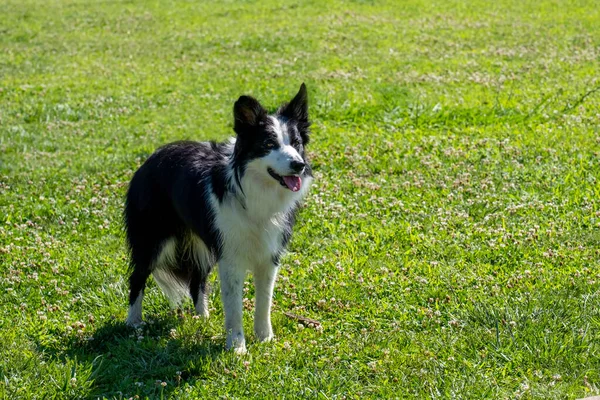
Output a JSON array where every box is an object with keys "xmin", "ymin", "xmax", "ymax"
[{"xmin": 124, "ymin": 140, "xmax": 231, "ymax": 305}]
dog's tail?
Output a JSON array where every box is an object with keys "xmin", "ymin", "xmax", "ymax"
[{"xmin": 152, "ymin": 266, "xmax": 190, "ymax": 307}]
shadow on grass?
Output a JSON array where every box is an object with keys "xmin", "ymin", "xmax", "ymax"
[{"xmin": 37, "ymin": 314, "xmax": 224, "ymax": 398}]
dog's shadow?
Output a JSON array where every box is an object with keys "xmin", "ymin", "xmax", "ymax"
[{"xmin": 38, "ymin": 314, "xmax": 225, "ymax": 398}]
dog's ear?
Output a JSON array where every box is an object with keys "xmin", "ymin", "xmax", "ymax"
[
  {"xmin": 280, "ymin": 83, "xmax": 310, "ymax": 143},
  {"xmin": 234, "ymin": 95, "xmax": 267, "ymax": 134},
  {"xmin": 280, "ymin": 83, "xmax": 308, "ymax": 123}
]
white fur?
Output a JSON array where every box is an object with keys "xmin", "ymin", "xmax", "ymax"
[
  {"xmin": 126, "ymin": 291, "xmax": 144, "ymax": 327},
  {"xmin": 253, "ymin": 264, "xmax": 279, "ymax": 342},
  {"xmin": 152, "ymin": 233, "xmax": 214, "ymax": 309},
  {"xmin": 194, "ymin": 286, "xmax": 209, "ymax": 318},
  {"xmin": 269, "ymin": 116, "xmax": 290, "ymax": 145},
  {"xmin": 268, "ymin": 116, "xmax": 304, "ymax": 177},
  {"xmin": 152, "ymin": 238, "xmax": 188, "ymax": 305}
]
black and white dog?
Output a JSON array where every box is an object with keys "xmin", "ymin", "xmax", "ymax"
[{"xmin": 124, "ymin": 84, "xmax": 312, "ymax": 353}]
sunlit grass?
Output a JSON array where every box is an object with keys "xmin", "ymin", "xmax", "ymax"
[{"xmin": 1, "ymin": 0, "xmax": 599, "ymax": 398}]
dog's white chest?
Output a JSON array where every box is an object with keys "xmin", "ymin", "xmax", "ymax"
[{"xmin": 215, "ymin": 202, "xmax": 285, "ymax": 268}]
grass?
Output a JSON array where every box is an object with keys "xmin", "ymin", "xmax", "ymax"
[{"xmin": 1, "ymin": 0, "xmax": 599, "ymax": 398}]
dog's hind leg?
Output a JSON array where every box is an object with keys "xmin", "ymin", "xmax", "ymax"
[
  {"xmin": 190, "ymin": 269, "xmax": 210, "ymax": 318},
  {"xmin": 126, "ymin": 236, "xmax": 173, "ymax": 327},
  {"xmin": 126, "ymin": 264, "xmax": 151, "ymax": 327},
  {"xmin": 184, "ymin": 234, "xmax": 214, "ymax": 318}
]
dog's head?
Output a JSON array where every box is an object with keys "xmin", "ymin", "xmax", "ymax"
[{"xmin": 232, "ymin": 84, "xmax": 311, "ymax": 193}]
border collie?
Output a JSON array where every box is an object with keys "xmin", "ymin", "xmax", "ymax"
[{"xmin": 124, "ymin": 84, "xmax": 312, "ymax": 353}]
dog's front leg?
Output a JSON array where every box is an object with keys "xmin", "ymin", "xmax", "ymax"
[
  {"xmin": 254, "ymin": 263, "xmax": 278, "ymax": 342},
  {"xmin": 218, "ymin": 261, "xmax": 247, "ymax": 354}
]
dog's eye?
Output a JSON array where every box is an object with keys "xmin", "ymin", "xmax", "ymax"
[{"xmin": 266, "ymin": 142, "xmax": 275, "ymax": 149}]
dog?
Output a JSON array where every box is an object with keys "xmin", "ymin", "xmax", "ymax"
[{"xmin": 123, "ymin": 84, "xmax": 312, "ymax": 353}]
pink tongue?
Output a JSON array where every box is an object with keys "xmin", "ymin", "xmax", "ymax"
[{"xmin": 282, "ymin": 176, "xmax": 302, "ymax": 192}]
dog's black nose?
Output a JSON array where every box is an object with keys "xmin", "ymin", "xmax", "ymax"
[{"xmin": 289, "ymin": 160, "xmax": 305, "ymax": 173}]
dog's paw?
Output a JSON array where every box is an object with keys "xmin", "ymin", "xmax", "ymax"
[
  {"xmin": 193, "ymin": 310, "xmax": 209, "ymax": 319},
  {"xmin": 256, "ymin": 333, "xmax": 274, "ymax": 343},
  {"xmin": 232, "ymin": 345, "xmax": 248, "ymax": 355},
  {"xmin": 254, "ymin": 325, "xmax": 274, "ymax": 342},
  {"xmin": 125, "ymin": 317, "xmax": 143, "ymax": 328},
  {"xmin": 194, "ymin": 300, "xmax": 210, "ymax": 318},
  {"xmin": 226, "ymin": 341, "xmax": 248, "ymax": 355},
  {"xmin": 226, "ymin": 333, "xmax": 247, "ymax": 354}
]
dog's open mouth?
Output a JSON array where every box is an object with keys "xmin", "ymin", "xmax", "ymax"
[{"xmin": 268, "ymin": 168, "xmax": 302, "ymax": 192}]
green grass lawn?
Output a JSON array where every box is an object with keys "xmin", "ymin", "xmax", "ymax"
[{"xmin": 1, "ymin": 0, "xmax": 600, "ymax": 398}]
